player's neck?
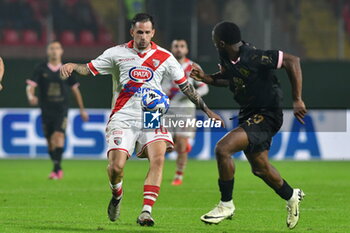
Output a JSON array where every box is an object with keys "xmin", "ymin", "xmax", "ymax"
[
  {"xmin": 134, "ymin": 44, "xmax": 152, "ymax": 53},
  {"xmin": 177, "ymin": 57, "xmax": 187, "ymax": 64},
  {"xmin": 48, "ymin": 59, "xmax": 62, "ymax": 66},
  {"xmin": 227, "ymin": 43, "xmax": 242, "ymax": 61}
]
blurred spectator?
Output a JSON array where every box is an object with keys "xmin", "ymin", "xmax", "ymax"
[
  {"xmin": 0, "ymin": 0, "xmax": 41, "ymax": 33},
  {"xmin": 51, "ymin": 0, "xmax": 98, "ymax": 39},
  {"xmin": 51, "ymin": 0, "xmax": 78, "ymax": 35},
  {"xmin": 72, "ymin": 0, "xmax": 98, "ymax": 37},
  {"xmin": 0, "ymin": 0, "xmax": 107, "ymax": 46}
]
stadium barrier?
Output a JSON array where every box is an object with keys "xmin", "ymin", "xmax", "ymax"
[{"xmin": 0, "ymin": 108, "xmax": 348, "ymax": 160}]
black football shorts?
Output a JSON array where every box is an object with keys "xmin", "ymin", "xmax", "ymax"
[
  {"xmin": 239, "ymin": 110, "xmax": 283, "ymax": 154},
  {"xmin": 41, "ymin": 111, "xmax": 68, "ymax": 138}
]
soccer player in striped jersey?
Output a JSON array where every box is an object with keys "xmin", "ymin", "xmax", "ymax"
[{"xmin": 60, "ymin": 13, "xmax": 223, "ymax": 226}]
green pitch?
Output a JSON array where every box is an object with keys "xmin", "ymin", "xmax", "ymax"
[{"xmin": 0, "ymin": 159, "xmax": 349, "ymax": 233}]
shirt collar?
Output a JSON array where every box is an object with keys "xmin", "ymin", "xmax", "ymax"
[{"xmin": 127, "ymin": 40, "xmax": 157, "ymax": 50}]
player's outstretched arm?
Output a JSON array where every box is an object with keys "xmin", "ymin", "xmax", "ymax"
[
  {"xmin": 26, "ymin": 85, "xmax": 38, "ymax": 106},
  {"xmin": 0, "ymin": 57, "xmax": 4, "ymax": 91},
  {"xmin": 179, "ymin": 81, "xmax": 225, "ymax": 127},
  {"xmin": 60, "ymin": 63, "xmax": 90, "ymax": 79},
  {"xmin": 282, "ymin": 53, "xmax": 307, "ymax": 124},
  {"xmin": 190, "ymin": 63, "xmax": 229, "ymax": 87},
  {"xmin": 71, "ymin": 86, "xmax": 89, "ymax": 122}
]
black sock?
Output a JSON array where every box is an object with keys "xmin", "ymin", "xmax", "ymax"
[
  {"xmin": 218, "ymin": 178, "xmax": 234, "ymax": 202},
  {"xmin": 275, "ymin": 179, "xmax": 294, "ymax": 200},
  {"xmin": 48, "ymin": 150, "xmax": 55, "ymax": 161},
  {"xmin": 53, "ymin": 147, "xmax": 64, "ymax": 172}
]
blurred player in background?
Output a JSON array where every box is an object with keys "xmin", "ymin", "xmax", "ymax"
[
  {"xmin": 0, "ymin": 57, "xmax": 4, "ymax": 91},
  {"xmin": 191, "ymin": 21, "xmax": 306, "ymax": 229},
  {"xmin": 26, "ymin": 41, "xmax": 89, "ymax": 180},
  {"xmin": 60, "ymin": 13, "xmax": 222, "ymax": 226},
  {"xmin": 163, "ymin": 39, "xmax": 208, "ymax": 186}
]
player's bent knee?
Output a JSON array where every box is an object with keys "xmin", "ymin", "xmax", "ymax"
[
  {"xmin": 51, "ymin": 132, "xmax": 65, "ymax": 148},
  {"xmin": 214, "ymin": 144, "xmax": 230, "ymax": 159},
  {"xmin": 150, "ymin": 154, "xmax": 165, "ymax": 167},
  {"xmin": 251, "ymin": 167, "xmax": 268, "ymax": 178},
  {"xmin": 109, "ymin": 161, "xmax": 124, "ymax": 175}
]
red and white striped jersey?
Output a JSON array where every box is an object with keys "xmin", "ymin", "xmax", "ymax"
[
  {"xmin": 162, "ymin": 58, "xmax": 208, "ymax": 108},
  {"xmin": 87, "ymin": 40, "xmax": 186, "ymax": 122}
]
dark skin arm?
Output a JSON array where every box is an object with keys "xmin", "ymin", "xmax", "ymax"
[
  {"xmin": 282, "ymin": 53, "xmax": 307, "ymax": 124},
  {"xmin": 190, "ymin": 63, "xmax": 229, "ymax": 87}
]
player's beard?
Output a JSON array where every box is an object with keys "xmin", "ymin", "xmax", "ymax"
[
  {"xmin": 174, "ymin": 53, "xmax": 184, "ymax": 60},
  {"xmin": 137, "ymin": 40, "xmax": 149, "ymax": 50},
  {"xmin": 218, "ymin": 48, "xmax": 230, "ymax": 60}
]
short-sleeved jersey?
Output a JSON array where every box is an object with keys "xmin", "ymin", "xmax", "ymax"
[
  {"xmin": 87, "ymin": 40, "xmax": 186, "ymax": 122},
  {"xmin": 27, "ymin": 62, "xmax": 79, "ymax": 113},
  {"xmin": 218, "ymin": 42, "xmax": 284, "ymax": 118},
  {"xmin": 162, "ymin": 58, "xmax": 208, "ymax": 108}
]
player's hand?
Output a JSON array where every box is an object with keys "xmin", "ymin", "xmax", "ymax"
[
  {"xmin": 293, "ymin": 99, "xmax": 307, "ymax": 124},
  {"xmin": 218, "ymin": 64, "xmax": 226, "ymax": 74},
  {"xmin": 0, "ymin": 83, "xmax": 3, "ymax": 91},
  {"xmin": 206, "ymin": 110, "xmax": 225, "ymax": 128},
  {"xmin": 190, "ymin": 63, "xmax": 205, "ymax": 82},
  {"xmin": 80, "ymin": 110, "xmax": 89, "ymax": 122},
  {"xmin": 28, "ymin": 96, "xmax": 38, "ymax": 106},
  {"xmin": 60, "ymin": 63, "xmax": 76, "ymax": 80}
]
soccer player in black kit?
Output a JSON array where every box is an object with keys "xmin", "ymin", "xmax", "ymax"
[
  {"xmin": 191, "ymin": 22, "xmax": 307, "ymax": 229},
  {"xmin": 26, "ymin": 41, "xmax": 89, "ymax": 179}
]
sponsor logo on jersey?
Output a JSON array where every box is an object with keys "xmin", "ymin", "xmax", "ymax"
[
  {"xmin": 129, "ymin": 66, "xmax": 154, "ymax": 83},
  {"xmin": 117, "ymin": 58, "xmax": 136, "ymax": 62}
]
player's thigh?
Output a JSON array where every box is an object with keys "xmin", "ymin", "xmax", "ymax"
[
  {"xmin": 216, "ymin": 127, "xmax": 249, "ymax": 155},
  {"xmin": 144, "ymin": 141, "xmax": 167, "ymax": 168},
  {"xmin": 108, "ymin": 149, "xmax": 128, "ymax": 170},
  {"xmin": 245, "ymin": 150, "xmax": 270, "ymax": 171},
  {"xmin": 136, "ymin": 126, "xmax": 173, "ymax": 158},
  {"xmin": 49, "ymin": 114, "xmax": 67, "ymax": 146},
  {"xmin": 42, "ymin": 115, "xmax": 54, "ymax": 141}
]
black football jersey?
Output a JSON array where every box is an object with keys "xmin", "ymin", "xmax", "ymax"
[
  {"xmin": 219, "ymin": 42, "xmax": 283, "ymax": 118},
  {"xmin": 29, "ymin": 62, "xmax": 78, "ymax": 113}
]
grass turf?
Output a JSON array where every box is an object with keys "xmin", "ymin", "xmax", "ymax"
[{"xmin": 0, "ymin": 159, "xmax": 349, "ymax": 233}]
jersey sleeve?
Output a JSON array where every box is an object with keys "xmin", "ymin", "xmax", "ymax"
[
  {"xmin": 26, "ymin": 64, "xmax": 41, "ymax": 87},
  {"xmin": 166, "ymin": 55, "xmax": 187, "ymax": 85},
  {"xmin": 249, "ymin": 49, "xmax": 283, "ymax": 70},
  {"xmin": 67, "ymin": 73, "xmax": 80, "ymax": 88},
  {"xmin": 87, "ymin": 48, "xmax": 115, "ymax": 76}
]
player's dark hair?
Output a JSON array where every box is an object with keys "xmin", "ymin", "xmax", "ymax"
[
  {"xmin": 213, "ymin": 21, "xmax": 241, "ymax": 45},
  {"xmin": 171, "ymin": 39, "xmax": 188, "ymax": 45},
  {"xmin": 172, "ymin": 38, "xmax": 187, "ymax": 42},
  {"xmin": 131, "ymin": 13, "xmax": 155, "ymax": 28}
]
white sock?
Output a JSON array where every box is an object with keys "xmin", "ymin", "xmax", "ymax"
[
  {"xmin": 110, "ymin": 181, "xmax": 123, "ymax": 199},
  {"xmin": 142, "ymin": 205, "xmax": 152, "ymax": 213},
  {"xmin": 220, "ymin": 200, "xmax": 234, "ymax": 208}
]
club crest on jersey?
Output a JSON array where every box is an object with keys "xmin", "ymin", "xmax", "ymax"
[
  {"xmin": 152, "ymin": 59, "xmax": 160, "ymax": 68},
  {"xmin": 114, "ymin": 137, "xmax": 122, "ymax": 146},
  {"xmin": 129, "ymin": 66, "xmax": 154, "ymax": 83}
]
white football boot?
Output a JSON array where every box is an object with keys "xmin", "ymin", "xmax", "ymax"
[
  {"xmin": 286, "ymin": 189, "xmax": 305, "ymax": 229},
  {"xmin": 200, "ymin": 201, "xmax": 235, "ymax": 224}
]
